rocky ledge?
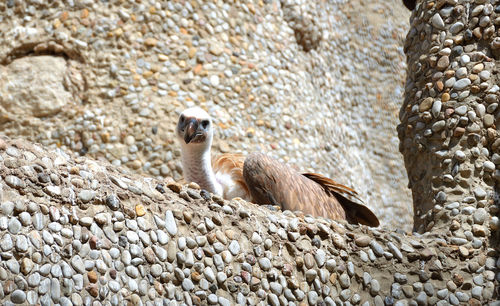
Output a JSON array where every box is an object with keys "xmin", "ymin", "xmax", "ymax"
[{"xmin": 0, "ymin": 136, "xmax": 497, "ymax": 305}]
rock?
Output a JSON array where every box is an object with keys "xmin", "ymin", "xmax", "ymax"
[
  {"xmin": 78, "ymin": 190, "xmax": 96, "ymax": 203},
  {"xmin": 11, "ymin": 290, "xmax": 26, "ymax": 304},
  {"xmin": 450, "ymin": 22, "xmax": 464, "ymax": 34},
  {"xmin": 431, "ymin": 14, "xmax": 445, "ymax": 29},
  {"xmin": 419, "ymin": 97, "xmax": 434, "ymax": 112},
  {"xmin": 0, "ymin": 56, "xmax": 72, "ymax": 118},
  {"xmin": 437, "ymin": 56, "xmax": 450, "ymax": 70},
  {"xmin": 454, "ymin": 78, "xmax": 471, "ymax": 90},
  {"xmin": 164, "ymin": 210, "xmax": 177, "ymax": 236}
]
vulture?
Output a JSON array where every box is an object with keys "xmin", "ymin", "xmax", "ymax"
[{"xmin": 176, "ymin": 107, "xmax": 380, "ymax": 227}]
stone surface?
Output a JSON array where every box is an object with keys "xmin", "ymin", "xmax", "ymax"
[{"xmin": 0, "ymin": 136, "xmax": 494, "ymax": 304}]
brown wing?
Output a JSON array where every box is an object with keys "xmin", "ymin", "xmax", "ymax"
[
  {"xmin": 212, "ymin": 153, "xmax": 252, "ymax": 201},
  {"xmin": 243, "ymin": 152, "xmax": 347, "ymax": 221},
  {"xmin": 243, "ymin": 152, "xmax": 379, "ymax": 227},
  {"xmin": 303, "ymin": 173, "xmax": 380, "ymax": 227}
]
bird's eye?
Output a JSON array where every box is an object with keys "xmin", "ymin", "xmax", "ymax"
[
  {"xmin": 201, "ymin": 120, "xmax": 210, "ymax": 128},
  {"xmin": 180, "ymin": 115, "xmax": 185, "ymax": 123}
]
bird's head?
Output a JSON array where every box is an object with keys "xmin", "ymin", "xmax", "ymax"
[{"xmin": 176, "ymin": 107, "xmax": 213, "ymax": 149}]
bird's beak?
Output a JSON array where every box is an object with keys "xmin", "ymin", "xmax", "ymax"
[{"xmin": 184, "ymin": 118, "xmax": 199, "ymax": 144}]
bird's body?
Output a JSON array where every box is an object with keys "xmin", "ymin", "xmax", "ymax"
[
  {"xmin": 212, "ymin": 153, "xmax": 251, "ymax": 201},
  {"xmin": 176, "ymin": 107, "xmax": 379, "ymax": 227}
]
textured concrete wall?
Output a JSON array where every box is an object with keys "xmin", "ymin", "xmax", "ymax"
[
  {"xmin": 0, "ymin": 136, "xmax": 497, "ymax": 305},
  {"xmin": 398, "ymin": 0, "xmax": 500, "ymax": 234}
]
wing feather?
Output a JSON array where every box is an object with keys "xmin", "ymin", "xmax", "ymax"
[
  {"xmin": 243, "ymin": 153, "xmax": 380, "ymax": 227},
  {"xmin": 302, "ymin": 173, "xmax": 380, "ymax": 227},
  {"xmin": 243, "ymin": 153, "xmax": 347, "ymax": 221}
]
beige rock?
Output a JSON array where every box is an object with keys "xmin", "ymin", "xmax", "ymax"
[{"xmin": 0, "ymin": 56, "xmax": 72, "ymax": 118}]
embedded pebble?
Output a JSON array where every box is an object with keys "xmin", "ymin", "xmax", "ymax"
[{"xmin": 165, "ymin": 211, "xmax": 177, "ymax": 236}]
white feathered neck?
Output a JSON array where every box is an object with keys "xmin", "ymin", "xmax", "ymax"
[{"xmin": 180, "ymin": 139, "xmax": 223, "ymax": 196}]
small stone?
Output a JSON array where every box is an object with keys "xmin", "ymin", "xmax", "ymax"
[
  {"xmin": 250, "ymin": 232, "xmax": 262, "ymax": 244},
  {"xmin": 228, "ymin": 240, "xmax": 240, "ymax": 255},
  {"xmin": 208, "ymin": 294, "xmax": 218, "ymax": 304},
  {"xmin": 419, "ymin": 97, "xmax": 434, "ymax": 112},
  {"xmin": 355, "ymin": 235, "xmax": 371, "ymax": 247},
  {"xmin": 307, "ymin": 291, "xmax": 319, "ymax": 304},
  {"xmin": 78, "ymin": 190, "xmax": 96, "ymax": 203},
  {"xmin": 437, "ymin": 56, "xmax": 450, "ymax": 70},
  {"xmin": 11, "ymin": 290, "xmax": 26, "ymax": 304},
  {"xmin": 455, "ymin": 105, "xmax": 467, "ymax": 115},
  {"xmin": 304, "ymin": 253, "xmax": 315, "ymax": 268},
  {"xmin": 484, "ymin": 114, "xmax": 494, "ymax": 127},
  {"xmin": 106, "ymin": 195, "xmax": 120, "ymax": 210},
  {"xmin": 87, "ymin": 270, "xmax": 98, "ymax": 283},
  {"xmin": 483, "ymin": 161, "xmax": 495, "ymax": 172},
  {"xmin": 473, "ymin": 208, "xmax": 488, "ymax": 224},
  {"xmin": 450, "ymin": 22, "xmax": 464, "ymax": 34},
  {"xmin": 394, "ymin": 273, "xmax": 407, "ymax": 284},
  {"xmin": 8, "ymin": 218, "xmax": 22, "ymax": 234},
  {"xmin": 455, "ymin": 67, "xmax": 468, "ymax": 79},
  {"xmin": 259, "ymin": 258, "xmax": 271, "ymax": 271},
  {"xmin": 424, "ymin": 282, "xmax": 434, "ymax": 296},
  {"xmin": 339, "ymin": 273, "xmax": 350, "ymax": 288},
  {"xmin": 370, "ymin": 279, "xmax": 380, "ymax": 295},
  {"xmin": 432, "ymin": 120, "xmax": 446, "ymax": 132},
  {"xmin": 315, "ymin": 249, "xmax": 326, "ymax": 267},
  {"xmin": 370, "ymin": 241, "xmax": 384, "ymax": 256},
  {"xmin": 305, "ymin": 269, "xmax": 317, "ymax": 282},
  {"xmin": 165, "ymin": 210, "xmax": 177, "ymax": 236},
  {"xmin": 388, "ymin": 242, "xmax": 403, "ymax": 261},
  {"xmin": 454, "ymin": 78, "xmax": 471, "ymax": 90},
  {"xmin": 209, "ymin": 43, "xmax": 223, "ymax": 56},
  {"xmin": 71, "ymin": 256, "xmax": 85, "ymax": 274},
  {"xmin": 473, "ymin": 275, "xmax": 483, "ymax": 286},
  {"xmin": 80, "ymin": 217, "xmax": 93, "ymax": 227},
  {"xmin": 472, "ymin": 63, "xmax": 484, "ymax": 73},
  {"xmin": 182, "ymin": 279, "xmax": 194, "ymax": 291},
  {"xmin": 210, "ymin": 75, "xmax": 220, "ymax": 87},
  {"xmin": 51, "ymin": 278, "xmax": 61, "ymax": 302},
  {"xmin": 454, "ymin": 150, "xmax": 466, "ymax": 161},
  {"xmin": 5, "ymin": 175, "xmax": 25, "ymax": 189},
  {"xmin": 135, "ymin": 204, "xmax": 146, "ymax": 216},
  {"xmin": 144, "ymin": 37, "xmax": 157, "ymax": 47},
  {"xmin": 166, "ymin": 182, "xmax": 182, "ymax": 193},
  {"xmin": 449, "ymin": 294, "xmax": 459, "ymax": 305},
  {"xmin": 455, "ymin": 291, "xmax": 469, "ymax": 302},
  {"xmin": 431, "ymin": 14, "xmax": 445, "ymax": 29},
  {"xmin": 416, "ymin": 291, "xmax": 428, "ymax": 304},
  {"xmin": 431, "ymin": 100, "xmax": 442, "ymax": 117}
]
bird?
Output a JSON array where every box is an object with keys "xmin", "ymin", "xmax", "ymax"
[{"xmin": 175, "ymin": 107, "xmax": 380, "ymax": 227}]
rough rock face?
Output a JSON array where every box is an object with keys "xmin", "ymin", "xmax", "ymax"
[{"xmin": 0, "ymin": 0, "xmax": 412, "ymax": 230}]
